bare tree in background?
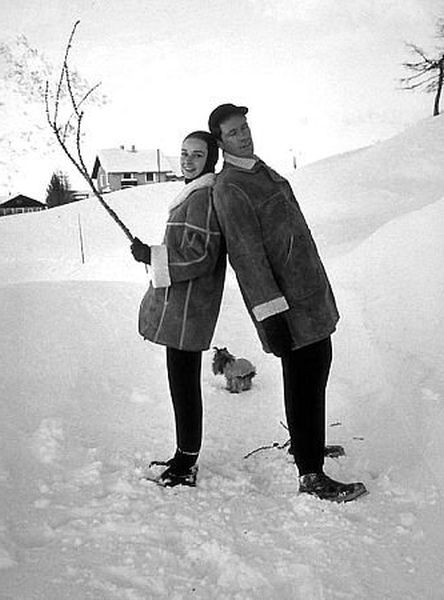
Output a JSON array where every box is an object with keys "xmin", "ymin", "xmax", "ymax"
[{"xmin": 400, "ymin": 20, "xmax": 444, "ymax": 117}]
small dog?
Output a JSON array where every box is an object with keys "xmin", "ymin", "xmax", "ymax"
[{"xmin": 212, "ymin": 347, "xmax": 256, "ymax": 393}]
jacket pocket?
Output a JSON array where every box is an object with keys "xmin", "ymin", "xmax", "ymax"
[
  {"xmin": 284, "ymin": 235, "xmax": 294, "ymax": 266},
  {"xmin": 261, "ymin": 192, "xmax": 324, "ymax": 300},
  {"xmin": 285, "ymin": 232, "xmax": 324, "ymax": 299}
]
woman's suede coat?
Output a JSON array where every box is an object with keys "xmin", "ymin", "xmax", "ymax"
[
  {"xmin": 213, "ymin": 158, "xmax": 339, "ymax": 352},
  {"xmin": 138, "ymin": 176, "xmax": 226, "ymax": 351}
]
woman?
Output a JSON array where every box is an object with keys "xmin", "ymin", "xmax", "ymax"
[{"xmin": 130, "ymin": 131, "xmax": 226, "ymax": 487}]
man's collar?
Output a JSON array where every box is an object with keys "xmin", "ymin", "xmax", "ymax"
[
  {"xmin": 223, "ymin": 152, "xmax": 285, "ymax": 184},
  {"xmin": 223, "ymin": 152, "xmax": 258, "ymax": 170}
]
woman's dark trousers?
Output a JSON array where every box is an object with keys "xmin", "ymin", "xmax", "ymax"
[
  {"xmin": 281, "ymin": 336, "xmax": 332, "ymax": 476},
  {"xmin": 166, "ymin": 347, "xmax": 203, "ymax": 455}
]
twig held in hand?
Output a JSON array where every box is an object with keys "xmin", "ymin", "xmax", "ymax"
[{"xmin": 45, "ymin": 20, "xmax": 133, "ymax": 241}]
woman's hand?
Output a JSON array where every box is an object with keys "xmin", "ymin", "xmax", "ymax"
[{"xmin": 131, "ymin": 237, "xmax": 151, "ymax": 264}]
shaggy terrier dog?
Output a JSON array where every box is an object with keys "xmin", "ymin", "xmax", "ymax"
[{"xmin": 212, "ymin": 347, "xmax": 256, "ymax": 393}]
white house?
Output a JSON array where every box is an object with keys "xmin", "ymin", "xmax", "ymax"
[{"xmin": 91, "ymin": 145, "xmax": 181, "ymax": 193}]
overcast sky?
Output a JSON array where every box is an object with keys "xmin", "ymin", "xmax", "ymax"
[{"xmin": 2, "ymin": 0, "xmax": 444, "ymax": 173}]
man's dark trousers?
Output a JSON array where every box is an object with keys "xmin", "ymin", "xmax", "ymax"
[{"xmin": 281, "ymin": 336, "xmax": 332, "ymax": 475}]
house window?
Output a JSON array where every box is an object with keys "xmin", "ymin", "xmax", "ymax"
[
  {"xmin": 146, "ymin": 172, "xmax": 154, "ymax": 183},
  {"xmin": 121, "ymin": 172, "xmax": 138, "ymax": 189}
]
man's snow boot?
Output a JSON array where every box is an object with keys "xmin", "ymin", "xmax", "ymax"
[
  {"xmin": 149, "ymin": 449, "xmax": 199, "ymax": 488},
  {"xmin": 299, "ymin": 472, "xmax": 367, "ymax": 503}
]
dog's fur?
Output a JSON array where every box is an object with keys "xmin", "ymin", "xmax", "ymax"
[{"xmin": 212, "ymin": 347, "xmax": 256, "ymax": 393}]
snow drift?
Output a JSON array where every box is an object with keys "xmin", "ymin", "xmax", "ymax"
[{"xmin": 1, "ymin": 115, "xmax": 443, "ymax": 599}]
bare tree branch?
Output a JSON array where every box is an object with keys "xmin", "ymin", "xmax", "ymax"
[
  {"xmin": 54, "ymin": 20, "xmax": 80, "ymax": 124},
  {"xmin": 404, "ymin": 42, "xmax": 435, "ymax": 64},
  {"xmin": 243, "ymin": 421, "xmax": 291, "ymax": 459},
  {"xmin": 243, "ymin": 419, "xmax": 346, "ymax": 460},
  {"xmin": 425, "ymin": 83, "xmax": 438, "ymax": 93},
  {"xmin": 61, "ymin": 83, "xmax": 102, "ymax": 142},
  {"xmin": 45, "ymin": 21, "xmax": 134, "ymax": 241},
  {"xmin": 401, "ymin": 61, "xmax": 435, "ymax": 74},
  {"xmin": 243, "ymin": 442, "xmax": 285, "ymax": 460},
  {"xmin": 400, "ymin": 38, "xmax": 444, "ymax": 115},
  {"xmin": 401, "ymin": 73, "xmax": 440, "ymax": 90},
  {"xmin": 64, "ymin": 64, "xmax": 80, "ymax": 117}
]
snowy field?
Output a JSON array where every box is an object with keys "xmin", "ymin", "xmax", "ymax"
[{"xmin": 1, "ymin": 115, "xmax": 444, "ymax": 599}]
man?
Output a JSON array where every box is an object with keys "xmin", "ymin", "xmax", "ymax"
[{"xmin": 208, "ymin": 103, "xmax": 367, "ymax": 503}]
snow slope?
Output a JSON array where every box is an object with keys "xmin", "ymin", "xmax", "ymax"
[
  {"xmin": 0, "ymin": 116, "xmax": 443, "ymax": 599},
  {"xmin": 289, "ymin": 114, "xmax": 444, "ymax": 255}
]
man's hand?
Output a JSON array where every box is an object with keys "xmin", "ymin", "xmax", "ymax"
[
  {"xmin": 262, "ymin": 313, "xmax": 293, "ymax": 357},
  {"xmin": 131, "ymin": 237, "xmax": 151, "ymax": 264}
]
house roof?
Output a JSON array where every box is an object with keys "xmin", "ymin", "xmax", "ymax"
[
  {"xmin": 91, "ymin": 148, "xmax": 179, "ymax": 178},
  {"xmin": 0, "ymin": 194, "xmax": 45, "ymax": 208}
]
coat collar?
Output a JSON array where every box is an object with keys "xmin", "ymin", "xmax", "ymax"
[
  {"xmin": 222, "ymin": 153, "xmax": 286, "ymax": 183},
  {"xmin": 168, "ymin": 173, "xmax": 216, "ymax": 212},
  {"xmin": 223, "ymin": 152, "xmax": 259, "ymax": 170}
]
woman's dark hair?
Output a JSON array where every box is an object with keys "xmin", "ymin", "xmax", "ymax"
[{"xmin": 183, "ymin": 130, "xmax": 219, "ymax": 178}]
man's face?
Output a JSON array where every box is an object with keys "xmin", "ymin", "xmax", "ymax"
[{"xmin": 219, "ymin": 114, "xmax": 254, "ymax": 158}]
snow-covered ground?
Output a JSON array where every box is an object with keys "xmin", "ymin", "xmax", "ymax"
[{"xmin": 1, "ymin": 115, "xmax": 443, "ymax": 599}]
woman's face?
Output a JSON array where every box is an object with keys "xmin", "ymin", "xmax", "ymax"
[{"xmin": 180, "ymin": 137, "xmax": 208, "ymax": 180}]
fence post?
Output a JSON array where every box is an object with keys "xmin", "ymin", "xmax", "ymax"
[{"xmin": 78, "ymin": 213, "xmax": 85, "ymax": 264}]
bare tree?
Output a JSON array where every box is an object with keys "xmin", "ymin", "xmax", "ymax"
[
  {"xmin": 400, "ymin": 22, "xmax": 444, "ymax": 117},
  {"xmin": 45, "ymin": 21, "xmax": 134, "ymax": 240}
]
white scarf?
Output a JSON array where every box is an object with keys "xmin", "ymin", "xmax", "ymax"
[{"xmin": 168, "ymin": 173, "xmax": 216, "ymax": 212}]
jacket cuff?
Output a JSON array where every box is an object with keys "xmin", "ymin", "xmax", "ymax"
[
  {"xmin": 150, "ymin": 245, "xmax": 171, "ymax": 288},
  {"xmin": 253, "ymin": 296, "xmax": 289, "ymax": 322}
]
